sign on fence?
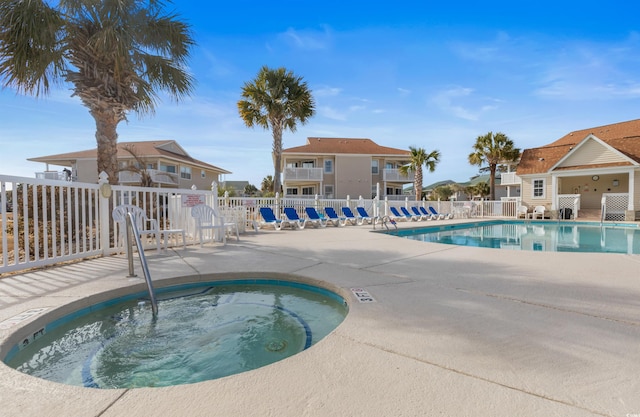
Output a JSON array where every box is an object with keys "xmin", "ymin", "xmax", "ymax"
[{"xmin": 181, "ymin": 194, "xmax": 206, "ymax": 207}]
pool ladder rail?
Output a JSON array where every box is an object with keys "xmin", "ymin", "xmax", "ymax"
[{"xmin": 125, "ymin": 212, "xmax": 159, "ymax": 317}]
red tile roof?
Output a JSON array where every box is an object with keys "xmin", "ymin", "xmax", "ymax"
[
  {"xmin": 517, "ymin": 119, "xmax": 640, "ymax": 175},
  {"xmin": 283, "ymin": 137, "xmax": 411, "ymax": 156}
]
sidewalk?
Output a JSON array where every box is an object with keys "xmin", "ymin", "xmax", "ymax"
[{"xmin": 0, "ymin": 222, "xmax": 639, "ymax": 416}]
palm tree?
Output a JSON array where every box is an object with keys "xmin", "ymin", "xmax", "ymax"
[
  {"xmin": 238, "ymin": 66, "xmax": 315, "ymax": 194},
  {"xmin": 244, "ymin": 184, "xmax": 258, "ymax": 196},
  {"xmin": 468, "ymin": 132, "xmax": 520, "ymax": 200},
  {"xmin": 468, "ymin": 182, "xmax": 490, "ymax": 200},
  {"xmin": 261, "ymin": 175, "xmax": 274, "ymax": 193},
  {"xmin": 399, "ymin": 146, "xmax": 441, "ymax": 201},
  {"xmin": 0, "ymin": 0, "xmax": 195, "ymax": 184}
]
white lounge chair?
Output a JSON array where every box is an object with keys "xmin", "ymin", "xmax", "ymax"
[
  {"xmin": 340, "ymin": 207, "xmax": 360, "ymax": 225},
  {"xmin": 324, "ymin": 207, "xmax": 347, "ymax": 226},
  {"xmin": 191, "ymin": 204, "xmax": 239, "ymax": 247},
  {"xmin": 355, "ymin": 206, "xmax": 374, "ymax": 224},
  {"xmin": 283, "ymin": 207, "xmax": 309, "ymax": 229},
  {"xmin": 428, "ymin": 206, "xmax": 453, "ymax": 220},
  {"xmin": 389, "ymin": 206, "xmax": 410, "ymax": 221},
  {"xmin": 529, "ymin": 205, "xmax": 546, "ymax": 219},
  {"xmin": 304, "ymin": 207, "xmax": 328, "ymax": 228},
  {"xmin": 258, "ymin": 207, "xmax": 293, "ymax": 230}
]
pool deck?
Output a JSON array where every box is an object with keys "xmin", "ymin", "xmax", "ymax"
[{"xmin": 1, "ymin": 219, "xmax": 639, "ymax": 417}]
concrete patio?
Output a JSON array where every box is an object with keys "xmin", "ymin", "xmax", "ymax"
[{"xmin": 0, "ymin": 220, "xmax": 639, "ymax": 416}]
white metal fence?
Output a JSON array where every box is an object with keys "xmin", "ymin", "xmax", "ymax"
[{"xmin": 1, "ymin": 174, "xmax": 519, "ymax": 275}]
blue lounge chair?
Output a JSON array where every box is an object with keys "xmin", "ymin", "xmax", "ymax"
[
  {"xmin": 283, "ymin": 207, "xmax": 310, "ymax": 229},
  {"xmin": 428, "ymin": 206, "xmax": 452, "ymax": 220},
  {"xmin": 419, "ymin": 206, "xmax": 437, "ymax": 220},
  {"xmin": 411, "ymin": 206, "xmax": 430, "ymax": 221},
  {"xmin": 389, "ymin": 206, "xmax": 410, "ymax": 221},
  {"xmin": 259, "ymin": 207, "xmax": 294, "ymax": 230},
  {"xmin": 356, "ymin": 206, "xmax": 374, "ymax": 224},
  {"xmin": 324, "ymin": 207, "xmax": 347, "ymax": 226},
  {"xmin": 400, "ymin": 206, "xmax": 420, "ymax": 221},
  {"xmin": 304, "ymin": 207, "xmax": 328, "ymax": 228},
  {"xmin": 340, "ymin": 207, "xmax": 360, "ymax": 225}
]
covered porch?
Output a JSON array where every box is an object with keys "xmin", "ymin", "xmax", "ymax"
[{"xmin": 551, "ymin": 169, "xmax": 636, "ymax": 221}]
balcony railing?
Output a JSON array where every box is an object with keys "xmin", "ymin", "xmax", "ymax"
[
  {"xmin": 283, "ymin": 167, "xmax": 323, "ymax": 181},
  {"xmin": 119, "ymin": 169, "xmax": 179, "ymax": 186},
  {"xmin": 35, "ymin": 171, "xmax": 73, "ymax": 181},
  {"xmin": 500, "ymin": 172, "xmax": 521, "ymax": 185},
  {"xmin": 383, "ymin": 168, "xmax": 411, "ymax": 182}
]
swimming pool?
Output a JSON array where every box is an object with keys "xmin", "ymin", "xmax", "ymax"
[
  {"xmin": 3, "ymin": 279, "xmax": 348, "ymax": 388},
  {"xmin": 387, "ymin": 220, "xmax": 640, "ymax": 253}
]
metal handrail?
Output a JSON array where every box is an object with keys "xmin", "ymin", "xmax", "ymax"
[{"xmin": 125, "ymin": 212, "xmax": 159, "ymax": 317}]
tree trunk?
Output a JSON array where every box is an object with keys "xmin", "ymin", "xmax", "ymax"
[
  {"xmin": 415, "ymin": 167, "xmax": 423, "ymax": 201},
  {"xmin": 489, "ymin": 164, "xmax": 497, "ymax": 200},
  {"xmin": 92, "ymin": 109, "xmax": 120, "ymax": 185},
  {"xmin": 272, "ymin": 124, "xmax": 283, "ymax": 194}
]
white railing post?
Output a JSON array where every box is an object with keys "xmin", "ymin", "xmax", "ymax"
[
  {"xmin": 211, "ymin": 181, "xmax": 218, "ymax": 208},
  {"xmin": 98, "ymin": 171, "xmax": 111, "ymax": 253}
]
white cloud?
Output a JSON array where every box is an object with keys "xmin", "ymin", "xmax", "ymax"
[
  {"xmin": 314, "ymin": 86, "xmax": 342, "ymax": 97},
  {"xmin": 279, "ymin": 26, "xmax": 332, "ymax": 50},
  {"xmin": 533, "ymin": 38, "xmax": 640, "ymax": 100},
  {"xmin": 319, "ymin": 106, "xmax": 347, "ymax": 121},
  {"xmin": 432, "ymin": 87, "xmax": 499, "ymax": 121}
]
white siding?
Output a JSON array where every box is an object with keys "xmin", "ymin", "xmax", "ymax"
[{"xmin": 558, "ymin": 138, "xmax": 626, "ymax": 167}]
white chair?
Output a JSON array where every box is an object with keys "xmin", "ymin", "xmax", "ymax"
[
  {"xmin": 517, "ymin": 205, "xmax": 528, "ymax": 219},
  {"xmin": 112, "ymin": 204, "xmax": 185, "ymax": 251},
  {"xmin": 191, "ymin": 204, "xmax": 239, "ymax": 247},
  {"xmin": 529, "ymin": 205, "xmax": 546, "ymax": 219}
]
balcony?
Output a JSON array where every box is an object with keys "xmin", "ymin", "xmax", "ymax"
[
  {"xmin": 119, "ymin": 169, "xmax": 179, "ymax": 186},
  {"xmin": 35, "ymin": 171, "xmax": 73, "ymax": 181},
  {"xmin": 500, "ymin": 172, "xmax": 521, "ymax": 185},
  {"xmin": 283, "ymin": 167, "xmax": 323, "ymax": 181},
  {"xmin": 383, "ymin": 168, "xmax": 411, "ymax": 182}
]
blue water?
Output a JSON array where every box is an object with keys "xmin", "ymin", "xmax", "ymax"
[
  {"xmin": 387, "ymin": 220, "xmax": 640, "ymax": 254},
  {"xmin": 4, "ymin": 280, "xmax": 348, "ymax": 388}
]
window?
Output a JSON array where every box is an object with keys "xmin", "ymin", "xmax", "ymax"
[
  {"xmin": 324, "ymin": 185, "xmax": 334, "ymax": 199},
  {"xmin": 371, "ymin": 160, "xmax": 379, "ymax": 174},
  {"xmin": 201, "ymin": 170, "xmax": 206, "ymax": 178},
  {"xmin": 324, "ymin": 159, "xmax": 333, "ymax": 174},
  {"xmin": 532, "ymin": 179, "xmax": 545, "ymax": 198},
  {"xmin": 286, "ymin": 188, "xmax": 298, "ymax": 195},
  {"xmin": 302, "ymin": 161, "xmax": 315, "ymax": 168},
  {"xmin": 386, "ymin": 162, "xmax": 394, "ymax": 169},
  {"xmin": 159, "ymin": 163, "xmax": 176, "ymax": 173},
  {"xmin": 302, "ymin": 187, "xmax": 314, "ymax": 195},
  {"xmin": 180, "ymin": 166, "xmax": 192, "ymax": 179}
]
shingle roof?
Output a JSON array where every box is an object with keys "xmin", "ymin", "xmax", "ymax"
[
  {"xmin": 283, "ymin": 137, "xmax": 410, "ymax": 156},
  {"xmin": 29, "ymin": 140, "xmax": 230, "ymax": 173},
  {"xmin": 517, "ymin": 119, "xmax": 640, "ymax": 175}
]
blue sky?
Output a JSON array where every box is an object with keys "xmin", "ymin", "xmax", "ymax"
[{"xmin": 2, "ymin": 1, "xmax": 640, "ymax": 187}]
